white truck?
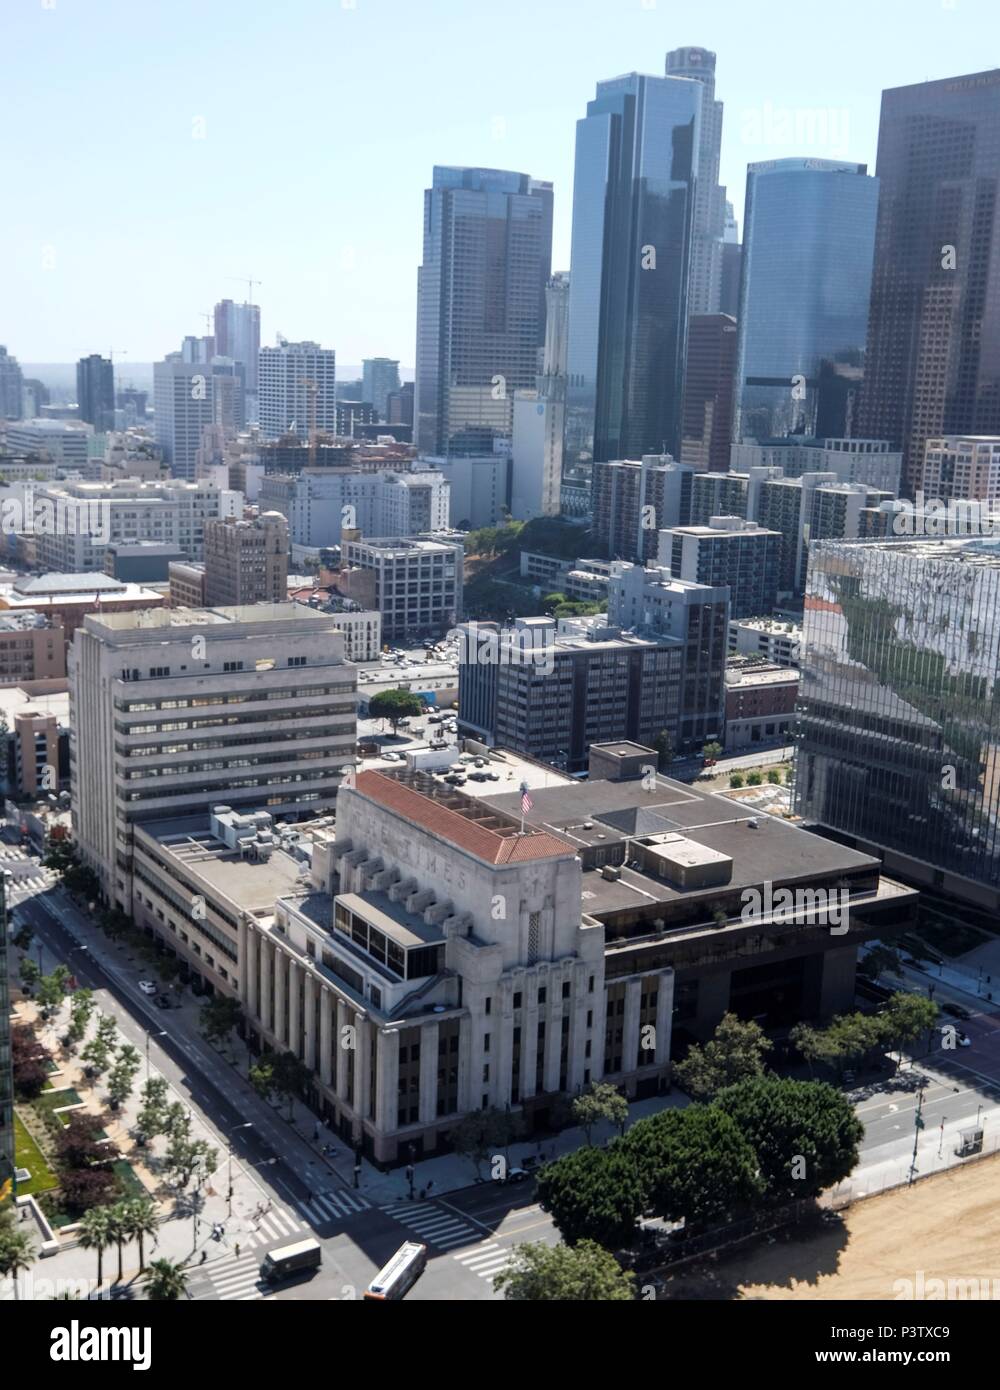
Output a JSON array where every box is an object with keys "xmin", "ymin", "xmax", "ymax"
[{"xmin": 404, "ymin": 745, "xmax": 459, "ymax": 774}]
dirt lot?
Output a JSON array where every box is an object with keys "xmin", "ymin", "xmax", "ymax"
[{"xmin": 665, "ymin": 1156, "xmax": 1000, "ymax": 1300}]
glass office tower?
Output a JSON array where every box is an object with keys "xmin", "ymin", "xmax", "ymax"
[
  {"xmin": 415, "ymin": 167, "xmax": 553, "ymax": 458},
  {"xmin": 733, "ymin": 159, "xmax": 879, "ymax": 444},
  {"xmin": 795, "ymin": 537, "xmax": 1000, "ymax": 904},
  {"xmin": 564, "ymin": 72, "xmax": 700, "ymax": 476},
  {"xmin": 857, "ymin": 70, "xmax": 1000, "ymax": 497}
]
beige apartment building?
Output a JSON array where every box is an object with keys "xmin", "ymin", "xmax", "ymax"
[
  {"xmin": 68, "ymin": 603, "xmax": 357, "ymax": 912},
  {"xmin": 203, "ymin": 512, "xmax": 289, "ymax": 607}
]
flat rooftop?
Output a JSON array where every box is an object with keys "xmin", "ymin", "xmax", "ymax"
[
  {"xmin": 84, "ymin": 601, "xmax": 339, "ymax": 633},
  {"xmin": 339, "ymin": 890, "xmax": 443, "ymax": 948},
  {"xmin": 135, "ymin": 815, "xmax": 310, "ymax": 916}
]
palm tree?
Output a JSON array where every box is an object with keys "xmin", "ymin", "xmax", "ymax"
[
  {"xmin": 144, "ymin": 1258, "xmax": 189, "ymax": 1301},
  {"xmin": 122, "ymin": 1197, "xmax": 159, "ymax": 1272},
  {"xmin": 0, "ymin": 1229, "xmax": 34, "ymax": 1299},
  {"xmin": 107, "ymin": 1202, "xmax": 128, "ymax": 1284},
  {"xmin": 77, "ymin": 1206, "xmax": 113, "ymax": 1289}
]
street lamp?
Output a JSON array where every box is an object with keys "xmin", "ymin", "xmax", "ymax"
[{"xmin": 227, "ymin": 1123, "xmax": 253, "ymax": 1217}]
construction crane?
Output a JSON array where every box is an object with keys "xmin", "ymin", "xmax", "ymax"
[{"xmin": 227, "ymin": 276, "xmax": 262, "ymax": 305}]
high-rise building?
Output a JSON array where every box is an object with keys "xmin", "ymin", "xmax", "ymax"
[
  {"xmin": 214, "ymin": 300, "xmax": 261, "ymax": 422},
  {"xmin": 795, "ymin": 535, "xmax": 1000, "ymax": 910},
  {"xmin": 362, "ymin": 359, "xmax": 401, "ymax": 420},
  {"xmin": 733, "ymin": 159, "xmax": 879, "ymax": 443},
  {"xmin": 511, "ymin": 271, "xmax": 570, "ymax": 519},
  {"xmin": 415, "ymin": 167, "xmax": 552, "ymax": 457},
  {"xmin": 341, "ymin": 534, "xmax": 463, "ymax": 640},
  {"xmin": 858, "ymin": 71, "xmax": 1000, "ymax": 497},
  {"xmin": 69, "ymin": 604, "xmax": 357, "ymax": 911},
  {"xmin": 387, "ymin": 380, "xmax": 414, "ymax": 427},
  {"xmin": 730, "ymin": 436, "xmax": 903, "ymax": 494},
  {"xmin": 719, "ymin": 202, "xmax": 742, "ymax": 319},
  {"xmin": 0, "ymin": 347, "xmax": 24, "ymax": 421},
  {"xmin": 154, "ymin": 351, "xmax": 246, "ymax": 480},
  {"xmin": 680, "ymin": 314, "xmax": 738, "ymax": 472},
  {"xmin": 920, "ymin": 436, "xmax": 1000, "ymax": 508},
  {"xmin": 565, "ymin": 72, "xmax": 700, "ymax": 473},
  {"xmin": 259, "ymin": 341, "xmax": 337, "ymax": 442},
  {"xmin": 459, "ymin": 605, "xmax": 726, "ymax": 766},
  {"xmin": 659, "ymin": 517, "xmax": 781, "ymax": 619},
  {"xmin": 591, "ymin": 455, "xmax": 693, "ymax": 563},
  {"xmin": 4, "ymin": 419, "xmax": 93, "ymax": 471},
  {"xmin": 259, "ymin": 467, "xmax": 449, "ymax": 548},
  {"xmin": 75, "ymin": 354, "xmax": 115, "ymax": 432},
  {"xmin": 665, "ymin": 46, "xmax": 727, "ymax": 317},
  {"xmin": 203, "ymin": 512, "xmax": 289, "ymax": 607}
]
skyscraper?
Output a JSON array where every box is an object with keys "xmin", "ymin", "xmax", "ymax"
[
  {"xmin": 795, "ymin": 535, "xmax": 1000, "ymax": 911},
  {"xmin": 415, "ymin": 166, "xmax": 553, "ymax": 457},
  {"xmin": 665, "ymin": 46, "xmax": 727, "ymax": 317},
  {"xmin": 565, "ymin": 72, "xmax": 700, "ymax": 475},
  {"xmin": 0, "ymin": 347, "xmax": 24, "ymax": 421},
  {"xmin": 719, "ymin": 202, "xmax": 742, "ymax": 319},
  {"xmin": 258, "ymin": 341, "xmax": 337, "ymax": 441},
  {"xmin": 214, "ymin": 299, "xmax": 261, "ymax": 422},
  {"xmin": 154, "ymin": 346, "xmax": 246, "ymax": 480},
  {"xmin": 733, "ymin": 159, "xmax": 879, "ymax": 444},
  {"xmin": 511, "ymin": 271, "xmax": 570, "ymax": 518},
  {"xmin": 76, "ymin": 354, "xmax": 115, "ymax": 432},
  {"xmin": 680, "ymin": 313, "xmax": 738, "ymax": 472},
  {"xmin": 857, "ymin": 70, "xmax": 1000, "ymax": 497},
  {"xmin": 362, "ymin": 358, "xmax": 401, "ymax": 420}
]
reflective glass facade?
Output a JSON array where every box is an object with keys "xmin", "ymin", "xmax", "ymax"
[
  {"xmin": 565, "ymin": 73, "xmax": 700, "ymax": 474},
  {"xmin": 733, "ymin": 160, "xmax": 879, "ymax": 444},
  {"xmin": 415, "ymin": 167, "xmax": 552, "ymax": 458},
  {"xmin": 795, "ymin": 537, "xmax": 1000, "ymax": 893},
  {"xmin": 857, "ymin": 70, "xmax": 1000, "ymax": 496}
]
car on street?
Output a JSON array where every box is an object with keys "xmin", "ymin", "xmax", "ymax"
[
  {"xmin": 138, "ymin": 980, "xmax": 157, "ymax": 995},
  {"xmin": 154, "ymin": 994, "xmax": 173, "ymax": 1009},
  {"xmin": 503, "ymin": 1166, "xmax": 532, "ymax": 1184}
]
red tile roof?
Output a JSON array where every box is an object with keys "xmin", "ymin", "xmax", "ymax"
[{"xmin": 354, "ymin": 770, "xmax": 574, "ymax": 865}]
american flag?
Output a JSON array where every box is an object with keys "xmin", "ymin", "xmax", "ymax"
[{"xmin": 520, "ymin": 787, "xmax": 533, "ymax": 816}]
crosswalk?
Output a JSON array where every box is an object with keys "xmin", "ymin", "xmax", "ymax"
[
  {"xmin": 193, "ymin": 1250, "xmax": 273, "ymax": 1302},
  {"xmin": 380, "ymin": 1199, "xmax": 481, "ymax": 1251},
  {"xmin": 298, "ymin": 1188, "xmax": 373, "ymax": 1224},
  {"xmin": 453, "ymin": 1240, "xmax": 516, "ymax": 1284},
  {"xmin": 239, "ymin": 1204, "xmax": 304, "ymax": 1250}
]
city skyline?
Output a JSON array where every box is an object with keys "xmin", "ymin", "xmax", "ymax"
[{"xmin": 3, "ymin": 0, "xmax": 994, "ymax": 362}]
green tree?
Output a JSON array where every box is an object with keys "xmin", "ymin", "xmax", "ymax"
[
  {"xmin": 881, "ymin": 992, "xmax": 939, "ymax": 1067},
  {"xmin": 19, "ymin": 956, "xmax": 41, "ymax": 991},
  {"xmin": 144, "ymin": 1258, "xmax": 188, "ymax": 1301},
  {"xmin": 271, "ymin": 1051, "xmax": 311, "ymax": 1120},
  {"xmin": 107, "ymin": 1044, "xmax": 142, "ymax": 1110},
  {"xmin": 67, "ymin": 988, "xmax": 96, "ymax": 1045},
  {"xmin": 199, "ymin": 996, "xmax": 244, "ymax": 1056},
  {"xmin": 622, "ymin": 1105, "xmax": 763, "ymax": 1229},
  {"xmin": 368, "ymin": 688, "xmax": 423, "ymax": 732},
  {"xmin": 535, "ymin": 1143, "xmax": 646, "ymax": 1249},
  {"xmin": 673, "ymin": 1012, "xmax": 773, "ymax": 1100},
  {"xmin": 449, "ymin": 1107, "xmax": 526, "ymax": 1179},
  {"xmin": 164, "ymin": 1134, "xmax": 217, "ymax": 1191},
  {"xmin": 0, "ymin": 1222, "xmax": 34, "ymax": 1299},
  {"xmin": 702, "ymin": 741, "xmax": 723, "ymax": 763},
  {"xmin": 715, "ymin": 1077, "xmax": 864, "ymax": 1203},
  {"xmin": 858, "ymin": 944, "xmax": 904, "ymax": 985},
  {"xmin": 766, "ymin": 770, "xmax": 782, "ymax": 785},
  {"xmin": 121, "ymin": 1197, "xmax": 160, "ymax": 1272},
  {"xmin": 77, "ymin": 1206, "xmax": 113, "ymax": 1288},
  {"xmin": 36, "ymin": 965, "xmax": 71, "ymax": 1017},
  {"xmin": 572, "ymin": 1082, "xmax": 629, "ymax": 1144},
  {"xmin": 248, "ymin": 1061, "xmax": 276, "ymax": 1105},
  {"xmin": 495, "ymin": 1239, "xmax": 636, "ymax": 1301},
  {"xmin": 136, "ymin": 1076, "xmax": 170, "ymax": 1144},
  {"xmin": 80, "ymin": 1015, "xmax": 119, "ymax": 1076},
  {"xmin": 163, "ymin": 1101, "xmax": 192, "ymax": 1141},
  {"xmin": 652, "ymin": 730, "xmax": 675, "ymax": 772},
  {"xmin": 729, "ymin": 773, "xmax": 745, "ymax": 789}
]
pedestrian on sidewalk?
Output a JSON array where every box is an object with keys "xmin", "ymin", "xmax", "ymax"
[{"xmin": 235, "ymin": 1243, "xmax": 241, "ymax": 1259}]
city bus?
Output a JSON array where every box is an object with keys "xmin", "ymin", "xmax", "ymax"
[{"xmin": 363, "ymin": 1241, "xmax": 428, "ymax": 1300}]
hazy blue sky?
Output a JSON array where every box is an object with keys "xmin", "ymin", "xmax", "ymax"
[{"xmin": 4, "ymin": 0, "xmax": 993, "ymax": 373}]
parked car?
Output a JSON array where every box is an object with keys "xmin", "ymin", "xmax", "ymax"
[
  {"xmin": 154, "ymin": 994, "xmax": 173, "ymax": 1010},
  {"xmin": 503, "ymin": 1167, "xmax": 532, "ymax": 1184},
  {"xmin": 138, "ymin": 980, "xmax": 157, "ymax": 996}
]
